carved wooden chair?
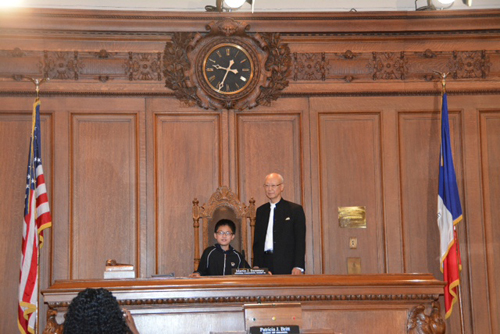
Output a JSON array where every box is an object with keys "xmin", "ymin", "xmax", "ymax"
[{"xmin": 192, "ymin": 186, "xmax": 256, "ymax": 272}]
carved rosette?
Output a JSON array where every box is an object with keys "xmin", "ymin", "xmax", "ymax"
[
  {"xmin": 43, "ymin": 51, "xmax": 81, "ymax": 80},
  {"xmin": 126, "ymin": 52, "xmax": 162, "ymax": 81},
  {"xmin": 163, "ymin": 18, "xmax": 290, "ymax": 110},
  {"xmin": 449, "ymin": 50, "xmax": 491, "ymax": 79},
  {"xmin": 369, "ymin": 52, "xmax": 408, "ymax": 80},
  {"xmin": 293, "ymin": 53, "xmax": 326, "ymax": 81}
]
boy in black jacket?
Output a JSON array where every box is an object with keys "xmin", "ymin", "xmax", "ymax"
[{"xmin": 190, "ymin": 219, "xmax": 249, "ymax": 277}]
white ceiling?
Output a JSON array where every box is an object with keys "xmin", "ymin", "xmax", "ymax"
[{"xmin": 7, "ymin": 0, "xmax": 500, "ymax": 12}]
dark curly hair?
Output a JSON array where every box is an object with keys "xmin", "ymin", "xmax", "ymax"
[{"xmin": 63, "ymin": 288, "xmax": 131, "ymax": 334}]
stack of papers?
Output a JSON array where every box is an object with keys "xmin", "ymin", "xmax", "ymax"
[{"xmin": 104, "ymin": 263, "xmax": 135, "ymax": 279}]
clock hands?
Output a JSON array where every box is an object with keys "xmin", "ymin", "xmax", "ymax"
[
  {"xmin": 216, "ymin": 59, "xmax": 235, "ymax": 92},
  {"xmin": 204, "ymin": 44, "xmax": 253, "ymax": 95},
  {"xmin": 212, "ymin": 64, "xmax": 238, "ymax": 74}
]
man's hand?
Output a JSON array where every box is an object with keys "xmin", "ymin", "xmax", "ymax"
[
  {"xmin": 254, "ymin": 266, "xmax": 272, "ymax": 275},
  {"xmin": 291, "ymin": 268, "xmax": 304, "ymax": 275}
]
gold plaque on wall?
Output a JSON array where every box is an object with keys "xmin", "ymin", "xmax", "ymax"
[
  {"xmin": 347, "ymin": 257, "xmax": 361, "ymax": 274},
  {"xmin": 338, "ymin": 206, "xmax": 366, "ymax": 228}
]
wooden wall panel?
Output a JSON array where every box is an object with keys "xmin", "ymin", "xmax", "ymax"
[
  {"xmin": 0, "ymin": 108, "xmax": 52, "ymax": 334},
  {"xmin": 304, "ymin": 308, "xmax": 409, "ymax": 334},
  {"xmin": 132, "ymin": 312, "xmax": 243, "ymax": 334},
  {"xmin": 71, "ymin": 114, "xmax": 138, "ymax": 279},
  {"xmin": 236, "ymin": 113, "xmax": 303, "ymax": 207},
  {"xmin": 310, "ymin": 97, "xmax": 405, "ymax": 276},
  {"xmin": 154, "ymin": 113, "xmax": 221, "ymax": 277},
  {"xmin": 235, "ymin": 109, "xmax": 307, "ymax": 269},
  {"xmin": 479, "ymin": 111, "xmax": 500, "ymax": 334},
  {"xmin": 398, "ymin": 110, "xmax": 463, "ymax": 277},
  {"xmin": 317, "ymin": 113, "xmax": 384, "ymax": 274},
  {"xmin": 399, "ymin": 111, "xmax": 441, "ymax": 275}
]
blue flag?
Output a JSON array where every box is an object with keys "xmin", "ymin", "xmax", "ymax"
[{"xmin": 437, "ymin": 92, "xmax": 462, "ymax": 319}]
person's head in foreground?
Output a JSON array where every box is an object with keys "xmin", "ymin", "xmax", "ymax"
[{"xmin": 63, "ymin": 288, "xmax": 138, "ymax": 334}]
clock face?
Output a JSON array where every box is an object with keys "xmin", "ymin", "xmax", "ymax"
[{"xmin": 202, "ymin": 43, "xmax": 254, "ymax": 95}]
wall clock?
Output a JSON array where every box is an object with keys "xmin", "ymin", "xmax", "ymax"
[
  {"xmin": 163, "ymin": 18, "xmax": 291, "ymax": 110},
  {"xmin": 202, "ymin": 43, "xmax": 254, "ymax": 95}
]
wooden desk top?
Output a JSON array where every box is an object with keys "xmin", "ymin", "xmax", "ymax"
[{"xmin": 42, "ymin": 273, "xmax": 444, "ymax": 306}]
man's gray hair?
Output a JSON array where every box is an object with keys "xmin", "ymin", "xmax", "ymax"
[{"xmin": 265, "ymin": 173, "xmax": 284, "ymax": 183}]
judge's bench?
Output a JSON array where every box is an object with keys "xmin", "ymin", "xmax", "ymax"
[{"xmin": 42, "ymin": 273, "xmax": 445, "ymax": 334}]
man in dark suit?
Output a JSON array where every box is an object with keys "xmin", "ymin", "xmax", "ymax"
[{"xmin": 252, "ymin": 173, "xmax": 306, "ymax": 275}]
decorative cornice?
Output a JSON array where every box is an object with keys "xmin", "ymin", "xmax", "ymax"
[
  {"xmin": 2, "ymin": 89, "xmax": 500, "ymax": 98},
  {"xmin": 3, "ymin": 9, "xmax": 500, "ymax": 40},
  {"xmin": 284, "ymin": 90, "xmax": 500, "ymax": 97},
  {"xmin": 2, "ymin": 29, "xmax": 500, "ymax": 39},
  {"xmin": 0, "ymin": 28, "xmax": 172, "ymax": 38},
  {"xmin": 9, "ymin": 11, "xmax": 500, "ymax": 22},
  {"xmin": 284, "ymin": 30, "xmax": 500, "ymax": 37},
  {"xmin": 0, "ymin": 91, "xmax": 174, "ymax": 97},
  {"xmin": 47, "ymin": 292, "xmax": 440, "ymax": 308},
  {"xmin": 1, "ymin": 48, "xmax": 498, "ymax": 86},
  {"xmin": 2, "ymin": 12, "xmax": 500, "ymax": 100}
]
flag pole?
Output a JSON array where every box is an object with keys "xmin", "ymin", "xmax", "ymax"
[
  {"xmin": 433, "ymin": 71, "xmax": 448, "ymax": 165},
  {"xmin": 435, "ymin": 71, "xmax": 466, "ymax": 334},
  {"xmin": 25, "ymin": 76, "xmax": 49, "ymax": 334}
]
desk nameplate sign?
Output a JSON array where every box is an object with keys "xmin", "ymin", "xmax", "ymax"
[
  {"xmin": 233, "ymin": 268, "xmax": 269, "ymax": 275},
  {"xmin": 249, "ymin": 325, "xmax": 300, "ymax": 334},
  {"xmin": 244, "ymin": 303, "xmax": 302, "ymax": 333}
]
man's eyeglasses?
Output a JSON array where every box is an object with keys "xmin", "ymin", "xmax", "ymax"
[
  {"xmin": 216, "ymin": 231, "xmax": 234, "ymax": 236},
  {"xmin": 263, "ymin": 183, "xmax": 282, "ymax": 189}
]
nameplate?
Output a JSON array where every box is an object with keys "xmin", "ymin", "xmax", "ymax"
[
  {"xmin": 338, "ymin": 206, "xmax": 367, "ymax": 228},
  {"xmin": 233, "ymin": 268, "xmax": 269, "ymax": 275},
  {"xmin": 249, "ymin": 325, "xmax": 300, "ymax": 334}
]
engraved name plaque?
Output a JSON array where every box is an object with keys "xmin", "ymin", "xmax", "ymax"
[
  {"xmin": 249, "ymin": 325, "xmax": 300, "ymax": 334},
  {"xmin": 338, "ymin": 206, "xmax": 367, "ymax": 228}
]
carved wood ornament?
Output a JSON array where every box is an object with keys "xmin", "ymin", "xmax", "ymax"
[
  {"xmin": 163, "ymin": 18, "xmax": 291, "ymax": 111},
  {"xmin": 407, "ymin": 301, "xmax": 446, "ymax": 334},
  {"xmin": 43, "ymin": 308, "xmax": 63, "ymax": 334}
]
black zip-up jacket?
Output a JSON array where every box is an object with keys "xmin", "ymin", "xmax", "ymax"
[{"xmin": 195, "ymin": 243, "xmax": 250, "ymax": 276}]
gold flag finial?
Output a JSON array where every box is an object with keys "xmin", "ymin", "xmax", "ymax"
[
  {"xmin": 433, "ymin": 71, "xmax": 448, "ymax": 94},
  {"xmin": 25, "ymin": 77, "xmax": 49, "ymax": 100}
]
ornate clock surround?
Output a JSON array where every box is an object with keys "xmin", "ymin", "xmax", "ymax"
[{"xmin": 163, "ymin": 18, "xmax": 291, "ymax": 111}]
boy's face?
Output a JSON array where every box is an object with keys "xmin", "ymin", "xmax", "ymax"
[{"xmin": 214, "ymin": 224, "xmax": 235, "ymax": 247}]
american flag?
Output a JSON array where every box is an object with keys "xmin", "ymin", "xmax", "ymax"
[
  {"xmin": 437, "ymin": 92, "xmax": 462, "ymax": 319},
  {"xmin": 18, "ymin": 100, "xmax": 52, "ymax": 334}
]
